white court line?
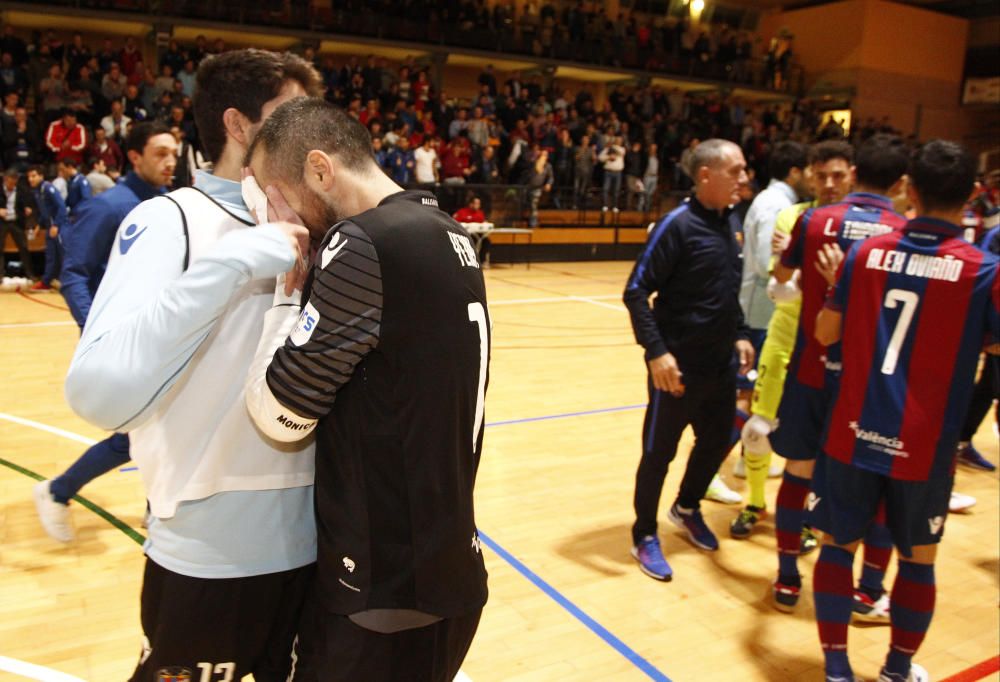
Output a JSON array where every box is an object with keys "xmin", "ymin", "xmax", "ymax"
[
  {"xmin": 568, "ymin": 295, "xmax": 627, "ymax": 312},
  {"xmin": 0, "ymin": 656, "xmax": 86, "ymax": 682},
  {"xmin": 490, "ymin": 294, "xmax": 619, "ymax": 307},
  {"xmin": 0, "ymin": 413, "xmax": 97, "ymax": 446},
  {"xmin": 0, "ymin": 320, "xmax": 76, "ymax": 330}
]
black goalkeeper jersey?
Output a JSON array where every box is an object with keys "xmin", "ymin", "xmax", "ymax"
[{"xmin": 266, "ymin": 190, "xmax": 490, "ymax": 617}]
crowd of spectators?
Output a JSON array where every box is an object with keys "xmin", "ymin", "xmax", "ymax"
[
  {"xmin": 0, "ymin": 26, "xmax": 904, "ymax": 232},
  {"xmin": 53, "ymin": 0, "xmax": 802, "ymax": 91}
]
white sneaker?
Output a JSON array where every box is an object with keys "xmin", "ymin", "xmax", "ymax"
[
  {"xmin": 704, "ymin": 474, "xmax": 743, "ymax": 505},
  {"xmin": 732, "ymin": 457, "xmax": 784, "ymax": 479},
  {"xmin": 878, "ymin": 662, "xmax": 929, "ymax": 682},
  {"xmin": 33, "ymin": 480, "xmax": 74, "ymax": 542},
  {"xmin": 948, "ymin": 491, "xmax": 976, "ymax": 513},
  {"xmin": 852, "ymin": 590, "xmax": 891, "ymax": 623}
]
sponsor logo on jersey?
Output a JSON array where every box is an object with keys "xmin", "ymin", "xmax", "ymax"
[
  {"xmin": 276, "ymin": 414, "xmax": 312, "ymax": 431},
  {"xmin": 343, "ymin": 556, "xmax": 356, "ymax": 573},
  {"xmin": 119, "ymin": 223, "xmax": 148, "ymax": 255},
  {"xmin": 806, "ymin": 492, "xmax": 821, "ymax": 511},
  {"xmin": 290, "ymin": 302, "xmax": 320, "ymax": 346},
  {"xmin": 322, "ymin": 232, "xmax": 349, "ymax": 269},
  {"xmin": 848, "ymin": 421, "xmax": 908, "ymax": 457},
  {"xmin": 421, "ymin": 196, "xmax": 439, "ymax": 207},
  {"xmin": 928, "ymin": 516, "xmax": 944, "ymax": 535}
]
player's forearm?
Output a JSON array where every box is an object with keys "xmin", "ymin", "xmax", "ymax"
[
  {"xmin": 66, "ymin": 226, "xmax": 296, "ymax": 431},
  {"xmin": 245, "ymin": 299, "xmax": 317, "ymax": 442}
]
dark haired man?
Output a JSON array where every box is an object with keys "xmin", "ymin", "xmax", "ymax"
[
  {"xmin": 25, "ymin": 164, "xmax": 67, "ymax": 291},
  {"xmin": 768, "ymin": 134, "xmax": 910, "ymax": 613},
  {"xmin": 0, "ymin": 168, "xmax": 35, "ymax": 279},
  {"xmin": 811, "ymin": 139, "xmax": 999, "ymax": 682},
  {"xmin": 736, "ymin": 140, "xmax": 854, "ymax": 535},
  {"xmin": 34, "ymin": 123, "xmax": 177, "ymax": 543},
  {"xmin": 64, "ymin": 49, "xmax": 322, "ymax": 680},
  {"xmin": 242, "ymin": 97, "xmax": 490, "ymax": 681}
]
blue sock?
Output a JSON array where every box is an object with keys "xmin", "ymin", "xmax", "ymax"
[
  {"xmin": 884, "ymin": 561, "xmax": 935, "ymax": 680},
  {"xmin": 775, "ymin": 471, "xmax": 811, "ymax": 583},
  {"xmin": 814, "ymin": 544, "xmax": 856, "ymax": 680},
  {"xmin": 858, "ymin": 522, "xmax": 893, "ymax": 600}
]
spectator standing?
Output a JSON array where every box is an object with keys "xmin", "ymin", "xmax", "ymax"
[
  {"xmin": 45, "ymin": 109, "xmax": 87, "ymax": 165},
  {"xmin": 414, "ymin": 136, "xmax": 440, "ymax": 184},
  {"xmin": 0, "ymin": 169, "xmax": 36, "ymax": 279}
]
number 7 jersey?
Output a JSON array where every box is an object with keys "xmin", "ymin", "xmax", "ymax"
[{"xmin": 822, "ymin": 217, "xmax": 1000, "ymax": 481}]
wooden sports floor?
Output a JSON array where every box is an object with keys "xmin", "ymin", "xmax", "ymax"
[{"xmin": 1, "ymin": 261, "xmax": 997, "ymax": 682}]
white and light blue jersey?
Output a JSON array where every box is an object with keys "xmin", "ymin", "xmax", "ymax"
[{"xmin": 65, "ymin": 170, "xmax": 316, "ymax": 578}]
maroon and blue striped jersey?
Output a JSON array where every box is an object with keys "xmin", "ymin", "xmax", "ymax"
[
  {"xmin": 822, "ymin": 217, "xmax": 1000, "ymax": 481},
  {"xmin": 781, "ymin": 193, "xmax": 906, "ymax": 389}
]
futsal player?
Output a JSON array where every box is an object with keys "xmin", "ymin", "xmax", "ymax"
[
  {"xmin": 243, "ymin": 98, "xmax": 489, "ymax": 681},
  {"xmin": 64, "ymin": 50, "xmax": 322, "ymax": 680},
  {"xmin": 768, "ymin": 134, "xmax": 909, "ymax": 612},
  {"xmin": 733, "ymin": 139, "xmax": 853, "ymax": 539},
  {"xmin": 33, "ymin": 122, "xmax": 177, "ymax": 543},
  {"xmin": 811, "ymin": 139, "xmax": 1000, "ymax": 682}
]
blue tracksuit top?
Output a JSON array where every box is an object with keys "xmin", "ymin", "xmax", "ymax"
[
  {"xmin": 60, "ymin": 171, "xmax": 165, "ymax": 327},
  {"xmin": 34, "ymin": 181, "xmax": 68, "ymax": 229},
  {"xmin": 624, "ymin": 195, "xmax": 751, "ymax": 377},
  {"xmin": 65, "ymin": 172, "xmax": 92, "ymax": 216}
]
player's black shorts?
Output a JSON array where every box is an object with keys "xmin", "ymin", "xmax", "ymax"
[
  {"xmin": 770, "ymin": 378, "xmax": 829, "ymax": 460},
  {"xmin": 290, "ymin": 601, "xmax": 482, "ymax": 682},
  {"xmin": 808, "ymin": 454, "xmax": 953, "ymax": 558},
  {"xmin": 735, "ymin": 329, "xmax": 767, "ymax": 392},
  {"xmin": 128, "ymin": 558, "xmax": 315, "ymax": 682}
]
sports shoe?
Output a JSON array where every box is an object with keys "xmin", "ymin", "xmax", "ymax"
[
  {"xmin": 730, "ymin": 505, "xmax": 765, "ymax": 539},
  {"xmin": 956, "ymin": 443, "xmax": 995, "ymax": 471},
  {"xmin": 631, "ymin": 535, "xmax": 673, "ymax": 581},
  {"xmin": 878, "ymin": 662, "xmax": 929, "ymax": 682},
  {"xmin": 948, "ymin": 491, "xmax": 977, "ymax": 513},
  {"xmin": 704, "ymin": 473, "xmax": 743, "ymax": 505},
  {"xmin": 33, "ymin": 480, "xmax": 74, "ymax": 542},
  {"xmin": 668, "ymin": 503, "xmax": 719, "ymax": 551},
  {"xmin": 733, "ymin": 456, "xmax": 783, "ymax": 478},
  {"xmin": 29, "ymin": 280, "xmax": 51, "ymax": 292},
  {"xmin": 800, "ymin": 527, "xmax": 819, "ymax": 555},
  {"xmin": 772, "ymin": 578, "xmax": 800, "ymax": 613},
  {"xmin": 852, "ymin": 590, "xmax": 891, "ymax": 623}
]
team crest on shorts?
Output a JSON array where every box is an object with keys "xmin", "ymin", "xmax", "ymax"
[{"xmin": 928, "ymin": 516, "xmax": 944, "ymax": 535}]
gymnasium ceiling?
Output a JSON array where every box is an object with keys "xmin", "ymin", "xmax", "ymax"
[{"xmin": 723, "ymin": 0, "xmax": 998, "ymax": 19}]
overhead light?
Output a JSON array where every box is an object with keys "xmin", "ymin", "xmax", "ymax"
[{"xmin": 692, "ymin": 0, "xmax": 705, "ymax": 12}]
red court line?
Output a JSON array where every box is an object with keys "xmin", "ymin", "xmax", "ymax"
[
  {"xmin": 16, "ymin": 290, "xmax": 69, "ymax": 311},
  {"xmin": 940, "ymin": 656, "xmax": 1000, "ymax": 682}
]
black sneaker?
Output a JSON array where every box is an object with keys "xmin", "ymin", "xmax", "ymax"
[{"xmin": 730, "ymin": 505, "xmax": 765, "ymax": 539}]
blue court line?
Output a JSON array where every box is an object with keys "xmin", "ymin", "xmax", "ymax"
[
  {"xmin": 119, "ymin": 466, "xmax": 138, "ymax": 472},
  {"xmin": 485, "ymin": 403, "xmax": 646, "ymax": 428},
  {"xmin": 478, "ymin": 531, "xmax": 671, "ymax": 682}
]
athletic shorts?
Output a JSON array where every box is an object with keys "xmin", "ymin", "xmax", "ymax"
[
  {"xmin": 290, "ymin": 601, "xmax": 482, "ymax": 682},
  {"xmin": 736, "ymin": 328, "xmax": 767, "ymax": 392},
  {"xmin": 808, "ymin": 454, "xmax": 953, "ymax": 558},
  {"xmin": 128, "ymin": 558, "xmax": 315, "ymax": 682},
  {"xmin": 770, "ymin": 378, "xmax": 829, "ymax": 460}
]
